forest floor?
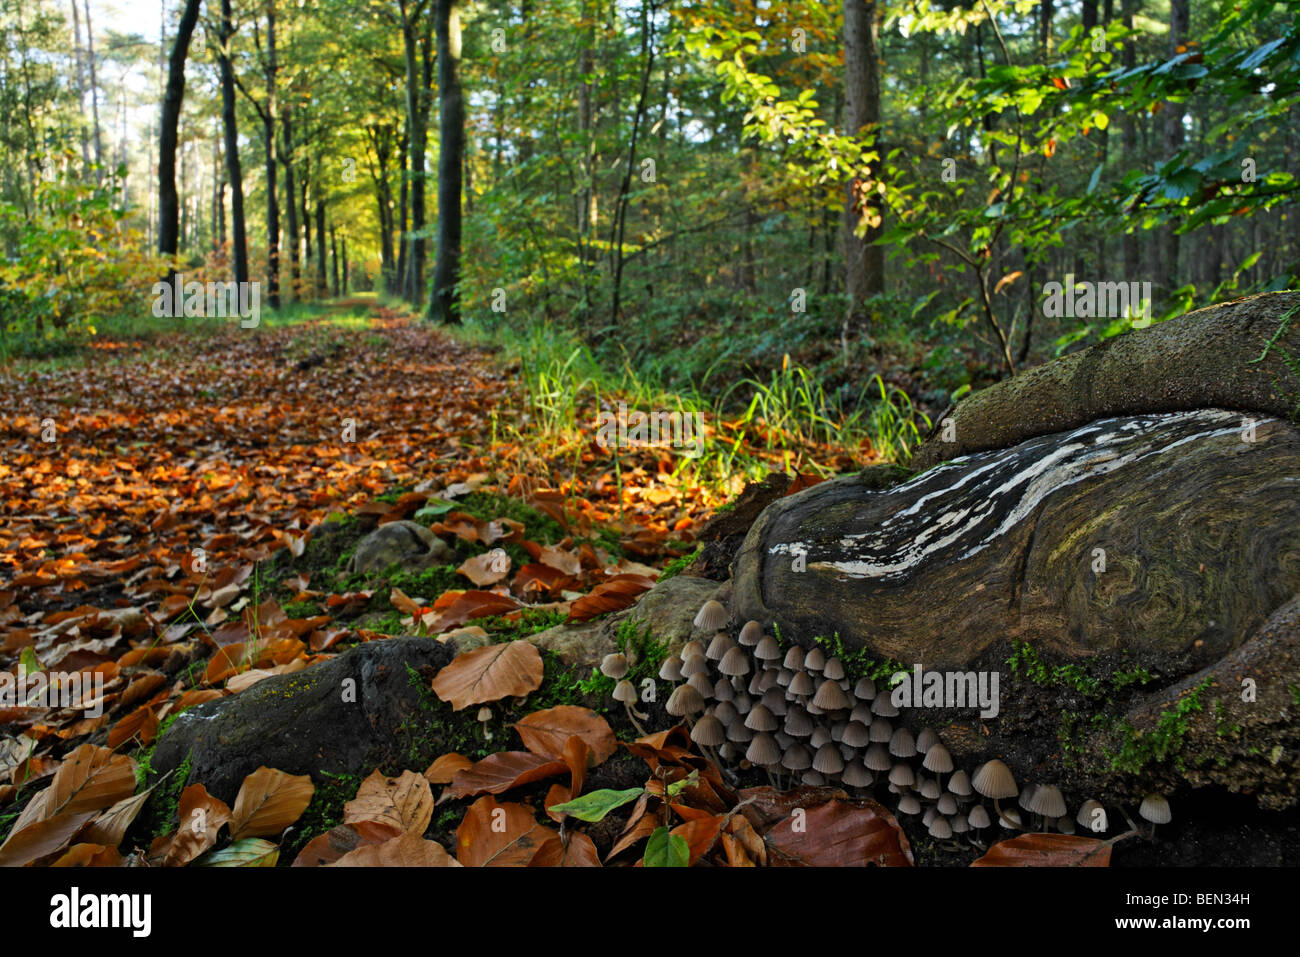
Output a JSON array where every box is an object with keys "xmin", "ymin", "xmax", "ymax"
[{"xmin": 3, "ymin": 299, "xmax": 1297, "ymax": 868}]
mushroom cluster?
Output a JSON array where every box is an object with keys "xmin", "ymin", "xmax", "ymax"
[{"xmin": 660, "ymin": 604, "xmax": 1172, "ymax": 849}]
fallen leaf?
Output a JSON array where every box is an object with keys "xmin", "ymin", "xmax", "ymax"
[
  {"xmin": 514, "ymin": 705, "xmax": 617, "ymax": 763},
  {"xmin": 331, "ymin": 833, "xmax": 462, "ymax": 867},
  {"xmin": 529, "ymin": 832, "xmax": 602, "ymax": 867},
  {"xmin": 228, "ymin": 767, "xmax": 314, "ymax": 840},
  {"xmin": 443, "ymin": 751, "xmax": 568, "ymax": 800},
  {"xmin": 292, "ymin": 821, "xmax": 403, "ymax": 867},
  {"xmin": 456, "ymin": 796, "xmax": 556, "ymax": 867},
  {"xmin": 425, "ymin": 753, "xmax": 474, "ymax": 784},
  {"xmin": 764, "ymin": 798, "xmax": 913, "ymax": 867},
  {"xmin": 344, "ymin": 770, "xmax": 434, "ymax": 835},
  {"xmin": 163, "ymin": 784, "xmax": 232, "ymax": 867},
  {"xmin": 0, "ymin": 811, "xmax": 97, "ymax": 866},
  {"xmin": 431, "ymin": 639, "xmax": 543, "ymax": 710},
  {"xmin": 193, "ymin": 838, "xmax": 279, "ymax": 867},
  {"xmin": 972, "ymin": 832, "xmax": 1112, "ymax": 866}
]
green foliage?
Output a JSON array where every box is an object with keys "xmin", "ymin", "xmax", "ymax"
[
  {"xmin": 810, "ymin": 631, "xmax": 905, "ymax": 685},
  {"xmin": 1105, "ymin": 677, "xmax": 1215, "ymax": 774},
  {"xmin": 547, "ymin": 787, "xmax": 644, "ymax": 822},
  {"xmin": 657, "ymin": 546, "xmax": 702, "ymax": 582},
  {"xmin": 643, "ymin": 825, "xmax": 690, "ymax": 867}
]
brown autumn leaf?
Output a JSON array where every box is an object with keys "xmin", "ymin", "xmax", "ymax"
[
  {"xmin": 561, "ymin": 736, "xmax": 590, "ymax": 798},
  {"xmin": 430, "ymin": 639, "xmax": 543, "ymax": 710},
  {"xmin": 0, "ymin": 811, "xmax": 97, "ymax": 867},
  {"xmin": 670, "ymin": 815, "xmax": 726, "ymax": 865},
  {"xmin": 764, "ymin": 798, "xmax": 913, "ymax": 867},
  {"xmin": 738, "ymin": 784, "xmax": 849, "ymax": 834},
  {"xmin": 16, "ymin": 744, "xmax": 136, "ymax": 825},
  {"xmin": 565, "ymin": 575, "xmax": 655, "ymax": 623},
  {"xmin": 80, "ymin": 785, "xmax": 157, "ymax": 848},
  {"xmin": 514, "ymin": 705, "xmax": 617, "ymax": 764},
  {"xmin": 972, "ymin": 832, "xmax": 1112, "ymax": 867},
  {"xmin": 50, "ymin": 843, "xmax": 124, "ymax": 867},
  {"xmin": 543, "ymin": 782, "xmax": 571, "ymax": 824},
  {"xmin": 228, "ymin": 767, "xmax": 315, "ymax": 840},
  {"xmin": 456, "ymin": 796, "xmax": 557, "ymax": 867},
  {"xmin": 529, "ymin": 832, "xmax": 602, "ymax": 867},
  {"xmin": 994, "ymin": 269, "xmax": 1023, "ymax": 294},
  {"xmin": 163, "ymin": 784, "xmax": 232, "ymax": 867},
  {"xmin": 389, "ymin": 587, "xmax": 423, "ymax": 617},
  {"xmin": 331, "ymin": 833, "xmax": 463, "ymax": 867},
  {"xmin": 721, "ymin": 832, "xmax": 755, "ymax": 867},
  {"xmin": 726, "ymin": 814, "xmax": 766, "ymax": 866},
  {"xmin": 443, "ymin": 751, "xmax": 568, "ymax": 800},
  {"xmin": 425, "ymin": 752, "xmax": 474, "ymax": 784},
  {"xmin": 457, "ymin": 550, "xmax": 511, "ymax": 586},
  {"xmin": 344, "ymin": 770, "xmax": 434, "ymax": 835},
  {"xmin": 292, "ymin": 821, "xmax": 403, "ymax": 867},
  {"xmin": 423, "ymin": 590, "xmax": 522, "ymax": 634},
  {"xmin": 605, "ymin": 811, "xmax": 659, "ymax": 862}
]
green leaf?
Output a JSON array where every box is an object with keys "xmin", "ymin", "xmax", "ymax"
[
  {"xmin": 547, "ymin": 787, "xmax": 644, "ymax": 823},
  {"xmin": 413, "ymin": 501, "xmax": 456, "ymax": 521},
  {"xmin": 643, "ymin": 826, "xmax": 690, "ymax": 867},
  {"xmin": 193, "ymin": 839, "xmax": 280, "ymax": 867}
]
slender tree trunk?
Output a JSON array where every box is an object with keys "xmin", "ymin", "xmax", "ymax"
[
  {"xmin": 158, "ymin": 0, "xmax": 202, "ymax": 258},
  {"xmin": 430, "ymin": 0, "xmax": 465, "ymax": 323},
  {"xmin": 1121, "ymin": 0, "xmax": 1139, "ymax": 280},
  {"xmin": 842, "ymin": 0, "xmax": 885, "ymax": 322},
  {"xmin": 331, "ymin": 225, "xmax": 340, "ymax": 296},
  {"xmin": 1161, "ymin": 0, "xmax": 1190, "ymax": 296},
  {"xmin": 218, "ymin": 0, "xmax": 249, "ymax": 285},
  {"xmin": 400, "ymin": 0, "xmax": 431, "ymax": 306},
  {"xmin": 83, "ymin": 0, "xmax": 104, "ymax": 178},
  {"xmin": 281, "ymin": 110, "xmax": 300, "ymax": 299},
  {"xmin": 315, "ymin": 198, "xmax": 328, "ymax": 295},
  {"xmin": 396, "ymin": 125, "xmax": 409, "ymax": 297},
  {"xmin": 70, "ymin": 0, "xmax": 90, "ymax": 168},
  {"xmin": 342, "ymin": 236, "xmax": 349, "ymax": 294}
]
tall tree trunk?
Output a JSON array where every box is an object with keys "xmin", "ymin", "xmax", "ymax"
[
  {"xmin": 400, "ymin": 0, "xmax": 431, "ymax": 306},
  {"xmin": 331, "ymin": 225, "xmax": 340, "ymax": 296},
  {"xmin": 213, "ymin": 136, "xmax": 225, "ymax": 250},
  {"xmin": 1161, "ymin": 0, "xmax": 1190, "ymax": 297},
  {"xmin": 842, "ymin": 0, "xmax": 885, "ymax": 323},
  {"xmin": 430, "ymin": 0, "xmax": 465, "ymax": 323},
  {"xmin": 1039, "ymin": 0, "xmax": 1054, "ymax": 61},
  {"xmin": 1121, "ymin": 0, "xmax": 1139, "ymax": 279},
  {"xmin": 342, "ymin": 236, "xmax": 349, "ymax": 294},
  {"xmin": 395, "ymin": 125, "xmax": 409, "ymax": 297},
  {"xmin": 261, "ymin": 0, "xmax": 282, "ymax": 307},
  {"xmin": 82, "ymin": 0, "xmax": 104, "ymax": 178},
  {"xmin": 315, "ymin": 197, "xmax": 328, "ymax": 295},
  {"xmin": 281, "ymin": 110, "xmax": 300, "ymax": 299},
  {"xmin": 218, "ymin": 0, "xmax": 249, "ymax": 285},
  {"xmin": 70, "ymin": 0, "xmax": 90, "ymax": 168},
  {"xmin": 158, "ymin": 0, "xmax": 202, "ymax": 258}
]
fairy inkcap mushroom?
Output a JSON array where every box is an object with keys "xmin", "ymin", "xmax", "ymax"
[
  {"xmin": 947, "ymin": 769, "xmax": 973, "ymax": 798},
  {"xmin": 761, "ymin": 689, "xmax": 788, "ymax": 715},
  {"xmin": 971, "ymin": 759, "xmax": 1019, "ymax": 827},
  {"xmin": 713, "ymin": 677, "xmax": 735, "ymax": 702},
  {"xmin": 868, "ymin": 717, "xmax": 894, "ymax": 743},
  {"xmin": 666, "ymin": 683, "xmax": 705, "ymax": 717},
  {"xmin": 812, "ymin": 678, "xmax": 852, "ymax": 711},
  {"xmin": 784, "ymin": 707, "xmax": 814, "ymax": 737},
  {"xmin": 838, "ymin": 742, "xmax": 858, "ymax": 761},
  {"xmin": 822, "ymin": 657, "xmax": 846, "ymax": 681},
  {"xmin": 871, "ymin": 695, "xmax": 900, "ymax": 717},
  {"xmin": 658, "ymin": 655, "xmax": 684, "ymax": 682},
  {"xmin": 746, "ymin": 732, "xmax": 782, "ymax": 768},
  {"xmin": 853, "ymin": 677, "xmax": 877, "ymax": 701},
  {"xmin": 691, "ymin": 712, "xmax": 726, "ymax": 748},
  {"xmin": 928, "ymin": 816, "xmax": 953, "ymax": 840},
  {"xmin": 888, "ymin": 727, "xmax": 917, "ymax": 758},
  {"xmin": 782, "ymin": 743, "xmax": 812, "ymax": 772},
  {"xmin": 1025, "ymin": 784, "xmax": 1066, "ymax": 830},
  {"xmin": 744, "ymin": 703, "xmax": 779, "ymax": 732},
  {"xmin": 813, "ymin": 743, "xmax": 845, "ymax": 775},
  {"xmin": 694, "ymin": 599, "xmax": 728, "ymax": 632},
  {"xmin": 706, "ymin": 633, "xmax": 734, "ymax": 661},
  {"xmin": 898, "ymin": 793, "xmax": 922, "ymax": 815},
  {"xmin": 718, "ymin": 646, "xmax": 751, "ymax": 677},
  {"xmin": 681, "ymin": 653, "xmax": 710, "ymax": 678},
  {"xmin": 864, "ymin": 744, "xmax": 893, "ymax": 772},
  {"xmin": 681, "ymin": 639, "xmax": 705, "ymax": 661},
  {"xmin": 782, "ymin": 646, "xmax": 805, "ymax": 670},
  {"xmin": 788, "ymin": 670, "xmax": 816, "ymax": 697},
  {"xmin": 842, "ymin": 761, "xmax": 873, "ymax": 788},
  {"xmin": 967, "ymin": 805, "xmax": 991, "ymax": 830},
  {"xmin": 725, "ymin": 719, "xmax": 754, "ymax": 743},
  {"xmin": 804, "ymin": 647, "xmax": 826, "ymax": 672},
  {"xmin": 915, "ymin": 728, "xmax": 940, "ymax": 753},
  {"xmin": 712, "ymin": 700, "xmax": 738, "ymax": 725},
  {"xmin": 936, "ymin": 794, "xmax": 958, "ymax": 816},
  {"xmin": 842, "ymin": 721, "xmax": 871, "ymax": 748},
  {"xmin": 919, "ymin": 778, "xmax": 941, "ymax": 800},
  {"xmin": 600, "ymin": 653, "xmax": 629, "ymax": 680},
  {"xmin": 611, "ymin": 680, "xmax": 648, "ymax": 735},
  {"xmin": 802, "ymin": 771, "xmax": 826, "ymax": 786},
  {"xmin": 1139, "ymin": 793, "xmax": 1172, "ymax": 837},
  {"xmin": 809, "ymin": 727, "xmax": 832, "ymax": 749},
  {"xmin": 732, "ymin": 692, "xmax": 753, "ymax": 714},
  {"xmin": 888, "ymin": 763, "xmax": 915, "ymax": 788},
  {"xmin": 1076, "ymin": 799, "xmax": 1107, "ymax": 834},
  {"xmin": 738, "ymin": 620, "xmax": 764, "ymax": 647},
  {"xmin": 754, "ymin": 635, "xmax": 781, "ymax": 662}
]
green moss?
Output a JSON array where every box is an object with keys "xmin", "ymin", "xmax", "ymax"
[
  {"xmin": 1007, "ymin": 640, "xmax": 1102, "ymax": 696},
  {"xmin": 658, "ymin": 545, "xmax": 702, "ymax": 582},
  {"xmin": 810, "ymin": 631, "xmax": 905, "ymax": 685},
  {"xmin": 1214, "ymin": 698, "xmax": 1243, "ymax": 738},
  {"xmin": 143, "ymin": 752, "xmax": 192, "ymax": 839},
  {"xmin": 279, "ymin": 771, "xmax": 363, "ymax": 866},
  {"xmin": 457, "ymin": 491, "xmax": 566, "ymax": 545},
  {"xmin": 1104, "ymin": 676, "xmax": 1216, "ymax": 774},
  {"xmin": 475, "ymin": 608, "xmax": 568, "ymax": 643},
  {"xmin": 1290, "ymin": 684, "xmax": 1300, "ymax": 708},
  {"xmin": 282, "ymin": 600, "xmax": 324, "ymax": 619},
  {"xmin": 573, "ymin": 618, "xmax": 668, "ymax": 702}
]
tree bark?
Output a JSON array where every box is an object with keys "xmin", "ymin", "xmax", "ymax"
[
  {"xmin": 841, "ymin": 0, "xmax": 885, "ymax": 321},
  {"xmin": 1161, "ymin": 0, "xmax": 1190, "ymax": 296},
  {"xmin": 157, "ymin": 0, "xmax": 202, "ymax": 258},
  {"xmin": 430, "ymin": 0, "xmax": 465, "ymax": 323},
  {"xmin": 218, "ymin": 0, "xmax": 249, "ymax": 285},
  {"xmin": 82, "ymin": 0, "xmax": 104, "ymax": 178}
]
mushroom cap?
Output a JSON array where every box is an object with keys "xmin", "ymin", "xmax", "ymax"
[
  {"xmin": 863, "ymin": 744, "xmax": 893, "ymax": 771},
  {"xmin": 718, "ymin": 742, "xmax": 738, "ymax": 762},
  {"xmin": 1076, "ymin": 799, "xmax": 1106, "ymax": 831},
  {"xmin": 1056, "ymin": 815, "xmax": 1076, "ymax": 835},
  {"xmin": 1018, "ymin": 782, "xmax": 1039, "ymax": 812},
  {"xmin": 783, "ymin": 706, "xmax": 814, "ymax": 737},
  {"xmin": 725, "ymin": 718, "xmax": 754, "ymax": 743},
  {"xmin": 849, "ymin": 703, "xmax": 874, "ymax": 725},
  {"xmin": 781, "ymin": 743, "xmax": 813, "ymax": 771},
  {"xmin": 871, "ymin": 694, "xmax": 900, "ymax": 717},
  {"xmin": 812, "ymin": 677, "xmax": 852, "ymax": 711},
  {"xmin": 888, "ymin": 727, "xmax": 917, "ymax": 758},
  {"xmin": 842, "ymin": 721, "xmax": 871, "ymax": 748},
  {"xmin": 804, "ymin": 647, "xmax": 826, "ymax": 672},
  {"xmin": 838, "ymin": 742, "xmax": 858, "ymax": 761},
  {"xmin": 915, "ymin": 728, "xmax": 939, "ymax": 753},
  {"xmin": 744, "ymin": 703, "xmax": 779, "ymax": 732},
  {"xmin": 971, "ymin": 759, "xmax": 1018, "ymax": 800},
  {"xmin": 888, "ymin": 763, "xmax": 915, "ymax": 787},
  {"xmin": 705, "ymin": 632, "xmax": 735, "ymax": 661},
  {"xmin": 691, "ymin": 713, "xmax": 726, "ymax": 747},
  {"xmin": 898, "ymin": 793, "xmax": 922, "ymax": 815},
  {"xmin": 822, "ymin": 657, "xmax": 846, "ymax": 681},
  {"xmin": 754, "ymin": 635, "xmax": 781, "ymax": 661},
  {"xmin": 922, "ymin": 807, "xmax": 937, "ymax": 827},
  {"xmin": 694, "ymin": 599, "xmax": 728, "ymax": 631},
  {"xmin": 947, "ymin": 770, "xmax": 973, "ymax": 798},
  {"xmin": 713, "ymin": 677, "xmax": 735, "ymax": 702},
  {"xmin": 732, "ymin": 692, "xmax": 753, "ymax": 714},
  {"xmin": 477, "ymin": 706, "xmax": 493, "ymax": 721},
  {"xmin": 686, "ymin": 672, "xmax": 714, "ymax": 698},
  {"xmin": 853, "ymin": 676, "xmax": 877, "ymax": 701},
  {"xmin": 680, "ymin": 653, "xmax": 710, "ymax": 678},
  {"xmin": 666, "ymin": 683, "xmax": 705, "ymax": 717},
  {"xmin": 746, "ymin": 732, "xmax": 782, "ymax": 766},
  {"xmin": 1026, "ymin": 784, "xmax": 1066, "ymax": 819},
  {"xmin": 776, "ymin": 668, "xmax": 794, "ymax": 687},
  {"xmin": 919, "ymin": 778, "xmax": 941, "ymax": 800},
  {"xmin": 936, "ymin": 794, "xmax": 958, "ymax": 815},
  {"xmin": 928, "ymin": 816, "xmax": 953, "ymax": 840},
  {"xmin": 712, "ymin": 700, "xmax": 739, "ymax": 725},
  {"xmin": 967, "ymin": 805, "xmax": 992, "ymax": 829},
  {"xmin": 755, "ymin": 669, "xmax": 779, "ymax": 693},
  {"xmin": 658, "ymin": 656, "xmax": 684, "ymax": 681},
  {"xmin": 680, "ymin": 639, "xmax": 705, "ymax": 660},
  {"xmin": 760, "ymin": 688, "xmax": 789, "ymax": 716},
  {"xmin": 788, "ymin": 670, "xmax": 815, "ymax": 697},
  {"xmin": 801, "ymin": 771, "xmax": 826, "ymax": 787},
  {"xmin": 951, "ymin": 814, "xmax": 970, "ymax": 834},
  {"xmin": 613, "ymin": 679, "xmax": 639, "ymax": 704},
  {"xmin": 782, "ymin": 645, "xmax": 805, "ymax": 670},
  {"xmin": 868, "ymin": 717, "xmax": 894, "ymax": 743},
  {"xmin": 738, "ymin": 620, "xmax": 765, "ymax": 646},
  {"xmin": 842, "ymin": 761, "xmax": 873, "ymax": 788},
  {"xmin": 775, "ymin": 731, "xmax": 793, "ymax": 749},
  {"xmin": 922, "ymin": 743, "xmax": 953, "ymax": 774},
  {"xmin": 1139, "ymin": 793, "xmax": 1172, "ymax": 825},
  {"xmin": 998, "ymin": 807, "xmax": 1022, "ymax": 829},
  {"xmin": 805, "ymin": 699, "xmax": 825, "ymax": 716},
  {"xmin": 809, "ymin": 727, "xmax": 831, "ymax": 749},
  {"xmin": 600, "ymin": 652, "xmax": 629, "ymax": 679},
  {"xmin": 746, "ymin": 672, "xmax": 766, "ymax": 696},
  {"xmin": 812, "ymin": 743, "xmax": 845, "ymax": 775},
  {"xmin": 718, "ymin": 645, "xmax": 751, "ymax": 676},
  {"xmin": 829, "ymin": 720, "xmax": 846, "ymax": 744}
]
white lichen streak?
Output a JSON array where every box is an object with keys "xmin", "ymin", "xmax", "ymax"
[{"xmin": 768, "ymin": 410, "xmax": 1261, "ymax": 582}]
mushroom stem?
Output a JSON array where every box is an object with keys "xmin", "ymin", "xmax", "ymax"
[
  {"xmin": 623, "ymin": 702, "xmax": 648, "ymax": 737},
  {"xmin": 994, "ymin": 798, "xmax": 1019, "ymax": 828}
]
